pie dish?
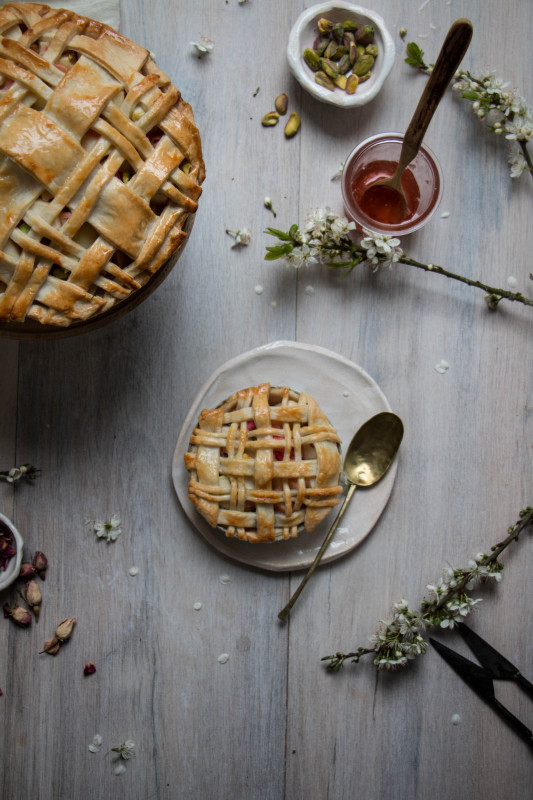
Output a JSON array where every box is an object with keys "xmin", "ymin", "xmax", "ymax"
[
  {"xmin": 0, "ymin": 2, "xmax": 204, "ymax": 333},
  {"xmin": 184, "ymin": 382, "xmax": 343, "ymax": 543}
]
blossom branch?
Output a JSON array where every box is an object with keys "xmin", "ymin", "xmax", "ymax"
[
  {"xmin": 321, "ymin": 507, "xmax": 533, "ymax": 672},
  {"xmin": 265, "ymin": 210, "xmax": 533, "ymax": 309},
  {"xmin": 405, "ymin": 42, "xmax": 533, "ymax": 180}
]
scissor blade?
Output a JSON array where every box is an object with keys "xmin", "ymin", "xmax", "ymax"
[
  {"xmin": 429, "ymin": 638, "xmax": 495, "ymax": 701},
  {"xmin": 430, "ymin": 638, "xmax": 533, "ymax": 748},
  {"xmin": 458, "ymin": 624, "xmax": 520, "ymax": 680}
]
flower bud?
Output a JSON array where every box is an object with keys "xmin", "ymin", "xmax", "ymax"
[
  {"xmin": 3, "ymin": 603, "xmax": 32, "ymax": 627},
  {"xmin": 23, "ymin": 580, "xmax": 42, "ymax": 619},
  {"xmin": 19, "ymin": 562, "xmax": 37, "ymax": 579},
  {"xmin": 84, "ymin": 662, "xmax": 96, "ymax": 676},
  {"xmin": 40, "ymin": 637, "xmax": 60, "ymax": 655},
  {"xmin": 55, "ymin": 617, "xmax": 76, "ymax": 642},
  {"xmin": 32, "ymin": 551, "xmax": 48, "ymax": 579}
]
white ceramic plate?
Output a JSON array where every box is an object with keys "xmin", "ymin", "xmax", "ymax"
[{"xmin": 172, "ymin": 341, "xmax": 399, "ymax": 572}]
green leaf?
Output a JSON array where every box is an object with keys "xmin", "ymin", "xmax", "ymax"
[
  {"xmin": 264, "ymin": 243, "xmax": 293, "ymax": 261},
  {"xmin": 406, "ymin": 41, "xmax": 423, "ymax": 62},
  {"xmin": 264, "ymin": 227, "xmax": 291, "ymax": 241}
]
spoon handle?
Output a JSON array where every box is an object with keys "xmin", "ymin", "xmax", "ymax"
[
  {"xmin": 278, "ymin": 483, "xmax": 357, "ymax": 622},
  {"xmin": 399, "ymin": 18, "xmax": 473, "ymax": 170}
]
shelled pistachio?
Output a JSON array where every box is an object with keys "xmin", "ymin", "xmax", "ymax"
[{"xmin": 303, "ymin": 17, "xmax": 378, "ymax": 96}]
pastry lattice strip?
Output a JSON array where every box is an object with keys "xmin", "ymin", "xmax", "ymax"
[
  {"xmin": 0, "ymin": 3, "xmax": 204, "ymax": 326},
  {"xmin": 185, "ymin": 384, "xmax": 343, "ymax": 543}
]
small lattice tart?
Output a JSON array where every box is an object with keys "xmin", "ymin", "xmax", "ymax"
[
  {"xmin": 0, "ymin": 3, "xmax": 204, "ymax": 329},
  {"xmin": 184, "ymin": 383, "xmax": 343, "ymax": 543}
]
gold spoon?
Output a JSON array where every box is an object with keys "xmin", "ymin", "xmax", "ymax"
[
  {"xmin": 360, "ymin": 18, "xmax": 473, "ymax": 223},
  {"xmin": 278, "ymin": 411, "xmax": 404, "ymax": 622}
]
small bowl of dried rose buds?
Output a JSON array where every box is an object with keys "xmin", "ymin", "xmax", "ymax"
[
  {"xmin": 0, "ymin": 513, "xmax": 23, "ymax": 592},
  {"xmin": 287, "ymin": 1, "xmax": 395, "ymax": 108}
]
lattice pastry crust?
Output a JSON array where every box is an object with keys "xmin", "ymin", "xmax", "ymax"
[
  {"xmin": 0, "ymin": 3, "xmax": 204, "ymax": 327},
  {"xmin": 184, "ymin": 383, "xmax": 343, "ymax": 543}
]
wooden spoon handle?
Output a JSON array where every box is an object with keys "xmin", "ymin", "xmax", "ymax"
[{"xmin": 400, "ymin": 18, "xmax": 473, "ymax": 168}]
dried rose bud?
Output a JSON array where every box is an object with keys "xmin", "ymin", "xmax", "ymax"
[
  {"xmin": 55, "ymin": 617, "xmax": 76, "ymax": 642},
  {"xmin": 19, "ymin": 562, "xmax": 37, "ymax": 579},
  {"xmin": 23, "ymin": 580, "xmax": 42, "ymax": 619},
  {"xmin": 3, "ymin": 603, "xmax": 32, "ymax": 628},
  {"xmin": 84, "ymin": 662, "xmax": 96, "ymax": 676},
  {"xmin": 32, "ymin": 551, "xmax": 48, "ymax": 580},
  {"xmin": 40, "ymin": 637, "xmax": 60, "ymax": 655}
]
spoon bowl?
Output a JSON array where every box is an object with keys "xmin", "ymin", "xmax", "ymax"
[
  {"xmin": 278, "ymin": 411, "xmax": 404, "ymax": 621},
  {"xmin": 360, "ymin": 18, "xmax": 472, "ymax": 224}
]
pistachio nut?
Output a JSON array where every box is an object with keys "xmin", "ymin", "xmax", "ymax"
[
  {"xmin": 262, "ymin": 111, "xmax": 279, "ymax": 127},
  {"xmin": 358, "ymin": 71, "xmax": 372, "ymax": 83},
  {"xmin": 332, "ymin": 22, "xmax": 345, "ymax": 42},
  {"xmin": 303, "ymin": 47, "xmax": 321, "ymax": 71},
  {"xmin": 354, "ymin": 24, "xmax": 374, "ymax": 45},
  {"xmin": 284, "ymin": 111, "xmax": 301, "ymax": 138},
  {"xmin": 365, "ymin": 43, "xmax": 379, "ymax": 57},
  {"xmin": 315, "ymin": 37, "xmax": 329, "ymax": 56},
  {"xmin": 334, "ymin": 74, "xmax": 347, "ymax": 90},
  {"xmin": 325, "ymin": 41, "xmax": 347, "ymax": 60},
  {"xmin": 342, "ymin": 20, "xmax": 358, "ymax": 32},
  {"xmin": 349, "ymin": 42, "xmax": 357, "ymax": 64},
  {"xmin": 345, "ymin": 74, "xmax": 359, "ymax": 94},
  {"xmin": 275, "ymin": 93, "xmax": 288, "ymax": 115},
  {"xmin": 337, "ymin": 54, "xmax": 352, "ymax": 74},
  {"xmin": 320, "ymin": 58, "xmax": 338, "ymax": 80},
  {"xmin": 353, "ymin": 53, "xmax": 374, "ymax": 76},
  {"xmin": 317, "ymin": 17, "xmax": 334, "ymax": 35},
  {"xmin": 314, "ymin": 71, "xmax": 335, "ymax": 91},
  {"xmin": 356, "ymin": 44, "xmax": 365, "ymax": 58}
]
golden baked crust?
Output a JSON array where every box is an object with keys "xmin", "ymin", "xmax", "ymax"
[
  {"xmin": 184, "ymin": 383, "xmax": 343, "ymax": 543},
  {"xmin": 0, "ymin": 3, "xmax": 204, "ymax": 327}
]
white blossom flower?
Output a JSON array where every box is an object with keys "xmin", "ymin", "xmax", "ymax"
[
  {"xmin": 88, "ymin": 734, "xmax": 103, "ymax": 753},
  {"xmin": 226, "ymin": 227, "xmax": 251, "ymax": 247},
  {"xmin": 285, "ymin": 243, "xmax": 319, "ymax": 268},
  {"xmin": 190, "ymin": 37, "xmax": 213, "ymax": 58},
  {"xmin": 507, "ymin": 141, "xmax": 528, "ymax": 178},
  {"xmin": 93, "ymin": 515, "xmax": 122, "ymax": 542},
  {"xmin": 112, "ymin": 740, "xmax": 136, "ymax": 760},
  {"xmin": 359, "ymin": 228, "xmax": 403, "ymax": 269}
]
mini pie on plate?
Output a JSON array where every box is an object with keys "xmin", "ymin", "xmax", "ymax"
[
  {"xmin": 0, "ymin": 2, "xmax": 204, "ymax": 332},
  {"xmin": 184, "ymin": 383, "xmax": 343, "ymax": 543}
]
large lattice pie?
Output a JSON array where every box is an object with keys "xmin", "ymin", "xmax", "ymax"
[
  {"xmin": 184, "ymin": 383, "xmax": 343, "ymax": 543},
  {"xmin": 0, "ymin": 3, "xmax": 204, "ymax": 328}
]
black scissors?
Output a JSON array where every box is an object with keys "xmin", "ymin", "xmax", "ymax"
[{"xmin": 429, "ymin": 624, "xmax": 533, "ymax": 749}]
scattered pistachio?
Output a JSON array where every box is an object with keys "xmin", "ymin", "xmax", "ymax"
[
  {"xmin": 284, "ymin": 111, "xmax": 301, "ymax": 138},
  {"xmin": 303, "ymin": 47, "xmax": 321, "ymax": 71},
  {"xmin": 355, "ymin": 25, "xmax": 374, "ymax": 45},
  {"xmin": 253, "ymin": 86, "xmax": 260, "ymax": 97},
  {"xmin": 274, "ymin": 93, "xmax": 288, "ymax": 115},
  {"xmin": 84, "ymin": 662, "xmax": 97, "ymax": 675},
  {"xmin": 303, "ymin": 17, "xmax": 378, "ymax": 96},
  {"xmin": 353, "ymin": 53, "xmax": 374, "ymax": 76},
  {"xmin": 315, "ymin": 71, "xmax": 335, "ymax": 91},
  {"xmin": 399, "ymin": 27, "xmax": 408, "ymax": 40},
  {"xmin": 261, "ymin": 111, "xmax": 279, "ymax": 127},
  {"xmin": 317, "ymin": 18, "xmax": 334, "ymax": 35},
  {"xmin": 334, "ymin": 74, "xmax": 348, "ymax": 90},
  {"xmin": 346, "ymin": 74, "xmax": 359, "ymax": 94}
]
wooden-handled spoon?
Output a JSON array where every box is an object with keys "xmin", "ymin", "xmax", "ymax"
[{"xmin": 361, "ymin": 18, "xmax": 473, "ymax": 222}]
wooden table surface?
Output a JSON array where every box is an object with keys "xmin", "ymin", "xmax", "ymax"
[{"xmin": 1, "ymin": 1, "xmax": 532, "ymax": 798}]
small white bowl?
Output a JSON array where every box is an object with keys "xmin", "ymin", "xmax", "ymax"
[
  {"xmin": 287, "ymin": 2, "xmax": 395, "ymax": 108},
  {"xmin": 0, "ymin": 512, "xmax": 23, "ymax": 592}
]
